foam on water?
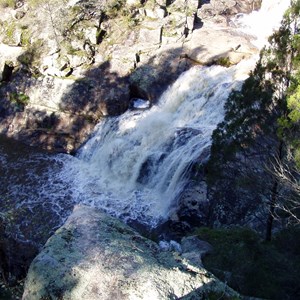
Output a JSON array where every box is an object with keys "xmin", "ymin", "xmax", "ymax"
[
  {"xmin": 0, "ymin": 138, "xmax": 76, "ymax": 243},
  {"xmin": 230, "ymin": 0, "xmax": 290, "ymax": 48},
  {"xmin": 0, "ymin": 0, "xmax": 289, "ymax": 242},
  {"xmin": 58, "ymin": 62, "xmax": 250, "ymax": 226},
  {"xmin": 56, "ymin": 0, "xmax": 290, "ymax": 227}
]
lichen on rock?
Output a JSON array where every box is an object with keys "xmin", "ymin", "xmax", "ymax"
[
  {"xmin": 22, "ymin": 205, "xmax": 240, "ymax": 300},
  {"xmin": 0, "ymin": 0, "xmax": 260, "ymax": 152}
]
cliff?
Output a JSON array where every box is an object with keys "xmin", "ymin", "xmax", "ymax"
[{"xmin": 0, "ymin": 0, "xmax": 261, "ymax": 152}]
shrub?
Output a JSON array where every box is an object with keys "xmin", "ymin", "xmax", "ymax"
[
  {"xmin": 195, "ymin": 226, "xmax": 300, "ymax": 299},
  {"xmin": 20, "ymin": 27, "xmax": 32, "ymax": 46},
  {"xmin": 3, "ymin": 21, "xmax": 17, "ymax": 44},
  {"xmin": 215, "ymin": 56, "xmax": 231, "ymax": 67},
  {"xmin": 9, "ymin": 92, "xmax": 30, "ymax": 106}
]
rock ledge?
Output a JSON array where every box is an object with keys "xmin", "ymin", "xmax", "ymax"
[{"xmin": 23, "ymin": 206, "xmax": 239, "ymax": 300}]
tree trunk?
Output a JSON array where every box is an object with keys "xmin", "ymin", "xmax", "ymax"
[
  {"xmin": 266, "ymin": 141, "xmax": 284, "ymax": 241},
  {"xmin": 265, "ymin": 180, "xmax": 278, "ymax": 241}
]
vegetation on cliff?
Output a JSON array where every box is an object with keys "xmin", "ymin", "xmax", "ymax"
[
  {"xmin": 203, "ymin": 2, "xmax": 300, "ymax": 298},
  {"xmin": 196, "ymin": 226, "xmax": 300, "ymax": 299},
  {"xmin": 208, "ymin": 0, "xmax": 300, "ymax": 238},
  {"xmin": 1, "ymin": 1, "xmax": 299, "ymax": 299}
]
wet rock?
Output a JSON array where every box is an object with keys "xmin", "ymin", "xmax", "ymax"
[
  {"xmin": 129, "ymin": 47, "xmax": 188, "ymax": 102},
  {"xmin": 159, "ymin": 240, "xmax": 182, "ymax": 253},
  {"xmin": 174, "ymin": 180, "xmax": 210, "ymax": 227},
  {"xmin": 181, "ymin": 236, "xmax": 213, "ymax": 266},
  {"xmin": 131, "ymin": 98, "xmax": 151, "ymax": 110},
  {"xmin": 23, "ymin": 205, "xmax": 240, "ymax": 300},
  {"xmin": 0, "ymin": 222, "xmax": 38, "ymax": 286},
  {"xmin": 98, "ymin": 94, "xmax": 130, "ymax": 116}
]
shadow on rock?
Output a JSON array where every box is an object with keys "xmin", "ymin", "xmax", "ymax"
[{"xmin": 0, "ymin": 45, "xmax": 205, "ymax": 153}]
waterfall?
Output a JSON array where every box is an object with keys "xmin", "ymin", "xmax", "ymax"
[
  {"xmin": 230, "ymin": 0, "xmax": 291, "ymax": 49},
  {"xmin": 59, "ymin": 0, "xmax": 290, "ymax": 227},
  {"xmin": 64, "ymin": 64, "xmax": 249, "ymax": 226}
]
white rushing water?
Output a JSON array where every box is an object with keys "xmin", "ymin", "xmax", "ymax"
[
  {"xmin": 58, "ymin": 0, "xmax": 290, "ymax": 227},
  {"xmin": 230, "ymin": 0, "xmax": 290, "ymax": 48}
]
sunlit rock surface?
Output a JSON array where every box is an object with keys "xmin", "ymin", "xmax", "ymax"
[
  {"xmin": 0, "ymin": 0, "xmax": 264, "ymax": 152},
  {"xmin": 23, "ymin": 206, "xmax": 239, "ymax": 300}
]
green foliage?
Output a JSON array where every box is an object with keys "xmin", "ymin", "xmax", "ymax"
[
  {"xmin": 209, "ymin": 60, "xmax": 275, "ymax": 168},
  {"xmin": 64, "ymin": 43, "xmax": 80, "ymax": 56},
  {"xmin": 270, "ymin": 1, "xmax": 300, "ymax": 171},
  {"xmin": 288, "ymin": 85, "xmax": 300, "ymax": 123},
  {"xmin": 208, "ymin": 0, "xmax": 300, "ymax": 175},
  {"xmin": 295, "ymin": 146, "xmax": 300, "ymax": 168},
  {"xmin": 20, "ymin": 27, "xmax": 32, "ymax": 47},
  {"xmin": 105, "ymin": 0, "xmax": 141, "ymax": 29},
  {"xmin": 2, "ymin": 20, "xmax": 17, "ymax": 44},
  {"xmin": 195, "ymin": 226, "xmax": 300, "ymax": 299},
  {"xmin": 105, "ymin": 0, "xmax": 124, "ymax": 18},
  {"xmin": 214, "ymin": 57, "xmax": 231, "ymax": 67},
  {"xmin": 9, "ymin": 92, "xmax": 30, "ymax": 107},
  {"xmin": 70, "ymin": 5, "xmax": 82, "ymax": 15}
]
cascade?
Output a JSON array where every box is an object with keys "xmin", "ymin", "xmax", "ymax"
[
  {"xmin": 63, "ymin": 63, "xmax": 251, "ymax": 226},
  {"xmin": 58, "ymin": 0, "xmax": 290, "ymax": 227}
]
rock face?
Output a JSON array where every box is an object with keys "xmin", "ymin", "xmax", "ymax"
[
  {"xmin": 22, "ymin": 206, "xmax": 239, "ymax": 300},
  {"xmin": 0, "ymin": 0, "xmax": 261, "ymax": 152}
]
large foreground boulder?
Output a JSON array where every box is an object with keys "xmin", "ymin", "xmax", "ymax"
[{"xmin": 23, "ymin": 206, "xmax": 239, "ymax": 299}]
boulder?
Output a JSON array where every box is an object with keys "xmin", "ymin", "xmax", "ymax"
[
  {"xmin": 129, "ymin": 46, "xmax": 188, "ymax": 102},
  {"xmin": 181, "ymin": 236, "xmax": 213, "ymax": 266},
  {"xmin": 198, "ymin": 0, "xmax": 262, "ymax": 22},
  {"xmin": 138, "ymin": 26, "xmax": 162, "ymax": 45},
  {"xmin": 23, "ymin": 206, "xmax": 240, "ymax": 300}
]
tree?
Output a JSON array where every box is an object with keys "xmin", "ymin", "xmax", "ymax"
[
  {"xmin": 270, "ymin": 154, "xmax": 300, "ymax": 225},
  {"xmin": 208, "ymin": 0, "xmax": 300, "ymax": 240}
]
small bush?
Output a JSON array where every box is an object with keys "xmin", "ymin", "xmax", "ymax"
[
  {"xmin": 205, "ymin": 56, "xmax": 232, "ymax": 68},
  {"xmin": 195, "ymin": 226, "xmax": 300, "ymax": 299},
  {"xmin": 9, "ymin": 92, "xmax": 30, "ymax": 106},
  {"xmin": 215, "ymin": 56, "xmax": 231, "ymax": 67},
  {"xmin": 20, "ymin": 28, "xmax": 32, "ymax": 46}
]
